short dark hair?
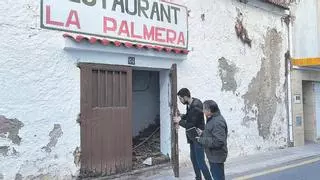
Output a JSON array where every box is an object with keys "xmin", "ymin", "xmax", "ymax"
[
  {"xmin": 177, "ymin": 88, "xmax": 190, "ymax": 98},
  {"xmin": 203, "ymin": 100, "xmax": 220, "ymax": 113}
]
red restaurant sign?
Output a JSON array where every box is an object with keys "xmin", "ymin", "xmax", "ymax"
[{"xmin": 41, "ymin": 0, "xmax": 189, "ymax": 49}]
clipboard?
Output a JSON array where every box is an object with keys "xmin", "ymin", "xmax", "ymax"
[{"xmin": 186, "ymin": 127, "xmax": 199, "ymax": 142}]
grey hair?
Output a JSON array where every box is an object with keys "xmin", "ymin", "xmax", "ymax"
[{"xmin": 203, "ymin": 100, "xmax": 220, "ymax": 113}]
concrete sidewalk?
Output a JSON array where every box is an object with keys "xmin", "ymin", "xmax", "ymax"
[{"xmin": 100, "ymin": 143, "xmax": 320, "ymax": 180}]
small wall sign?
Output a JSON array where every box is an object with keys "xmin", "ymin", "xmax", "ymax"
[
  {"xmin": 296, "ymin": 115, "xmax": 302, "ymax": 127},
  {"xmin": 128, "ymin": 57, "xmax": 135, "ymax": 65},
  {"xmin": 294, "ymin": 94, "xmax": 301, "ymax": 104}
]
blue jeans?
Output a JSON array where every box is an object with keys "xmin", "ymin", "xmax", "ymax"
[
  {"xmin": 190, "ymin": 142, "xmax": 212, "ymax": 180},
  {"xmin": 209, "ymin": 162, "xmax": 225, "ymax": 180}
]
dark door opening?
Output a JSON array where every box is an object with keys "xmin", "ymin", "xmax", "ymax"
[{"xmin": 131, "ymin": 70, "xmax": 169, "ymax": 169}]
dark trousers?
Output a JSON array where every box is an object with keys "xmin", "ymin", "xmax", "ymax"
[
  {"xmin": 190, "ymin": 142, "xmax": 212, "ymax": 180},
  {"xmin": 209, "ymin": 162, "xmax": 225, "ymax": 180}
]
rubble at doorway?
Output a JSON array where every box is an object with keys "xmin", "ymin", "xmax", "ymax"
[{"xmin": 132, "ymin": 124, "xmax": 169, "ymax": 170}]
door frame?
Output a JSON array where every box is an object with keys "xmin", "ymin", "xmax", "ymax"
[{"xmin": 170, "ymin": 64, "xmax": 179, "ymax": 177}]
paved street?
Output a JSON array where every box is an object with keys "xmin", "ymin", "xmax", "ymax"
[
  {"xmin": 105, "ymin": 144, "xmax": 320, "ymax": 180},
  {"xmin": 254, "ymin": 160, "xmax": 320, "ymax": 180},
  {"xmin": 232, "ymin": 157, "xmax": 320, "ymax": 180}
]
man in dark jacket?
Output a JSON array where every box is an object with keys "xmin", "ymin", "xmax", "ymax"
[
  {"xmin": 196, "ymin": 100, "xmax": 228, "ymax": 180},
  {"xmin": 174, "ymin": 88, "xmax": 212, "ymax": 180}
]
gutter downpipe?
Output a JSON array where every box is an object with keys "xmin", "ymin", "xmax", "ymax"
[{"xmin": 285, "ymin": 9, "xmax": 294, "ymax": 147}]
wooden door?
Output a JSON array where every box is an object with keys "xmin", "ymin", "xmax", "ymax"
[{"xmin": 80, "ymin": 63, "xmax": 132, "ymax": 177}]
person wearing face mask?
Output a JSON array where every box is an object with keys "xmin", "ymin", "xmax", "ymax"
[
  {"xmin": 173, "ymin": 88, "xmax": 212, "ymax": 180},
  {"xmin": 196, "ymin": 100, "xmax": 228, "ymax": 180}
]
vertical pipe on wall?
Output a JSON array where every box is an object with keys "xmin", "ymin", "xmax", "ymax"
[{"xmin": 285, "ymin": 9, "xmax": 294, "ymax": 146}]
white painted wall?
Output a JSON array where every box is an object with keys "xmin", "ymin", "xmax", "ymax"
[
  {"xmin": 292, "ymin": 0, "xmax": 320, "ymax": 58},
  {"xmin": 0, "ymin": 1, "xmax": 80, "ymax": 179},
  {"xmin": 159, "ymin": 70, "xmax": 172, "ymax": 157},
  {"xmin": 0, "ymin": 0, "xmax": 289, "ymax": 179}
]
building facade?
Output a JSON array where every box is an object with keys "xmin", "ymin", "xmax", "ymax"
[
  {"xmin": 0, "ymin": 0, "xmax": 291, "ymax": 179},
  {"xmin": 291, "ymin": 0, "xmax": 320, "ymax": 146}
]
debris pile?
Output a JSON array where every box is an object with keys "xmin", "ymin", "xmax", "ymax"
[{"xmin": 132, "ymin": 125, "xmax": 169, "ymax": 170}]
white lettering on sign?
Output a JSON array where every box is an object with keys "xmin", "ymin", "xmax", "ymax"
[{"xmin": 41, "ymin": 0, "xmax": 188, "ymax": 49}]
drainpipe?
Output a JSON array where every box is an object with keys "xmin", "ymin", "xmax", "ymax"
[{"xmin": 284, "ymin": 10, "xmax": 294, "ymax": 147}]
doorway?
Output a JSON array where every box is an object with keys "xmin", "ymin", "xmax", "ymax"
[
  {"xmin": 302, "ymin": 81, "xmax": 320, "ymax": 143},
  {"xmin": 79, "ymin": 63, "xmax": 179, "ymax": 177},
  {"xmin": 131, "ymin": 70, "xmax": 167, "ymax": 169}
]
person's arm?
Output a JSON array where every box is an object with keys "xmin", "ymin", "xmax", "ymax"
[
  {"xmin": 174, "ymin": 108, "xmax": 187, "ymax": 128},
  {"xmin": 178, "ymin": 114, "xmax": 187, "ymax": 128}
]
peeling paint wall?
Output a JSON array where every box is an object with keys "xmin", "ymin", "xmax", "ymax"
[
  {"xmin": 0, "ymin": 0, "xmax": 288, "ymax": 178},
  {"xmin": 0, "ymin": 0, "xmax": 80, "ymax": 179},
  {"xmin": 0, "ymin": 146, "xmax": 9, "ymax": 156},
  {"xmin": 41, "ymin": 124, "xmax": 63, "ymax": 153},
  {"xmin": 219, "ymin": 57, "xmax": 239, "ymax": 94},
  {"xmin": 0, "ymin": 116, "xmax": 24, "ymax": 145},
  {"xmin": 175, "ymin": 0, "xmax": 288, "ymax": 161},
  {"xmin": 14, "ymin": 174, "xmax": 22, "ymax": 180},
  {"xmin": 242, "ymin": 28, "xmax": 283, "ymax": 139}
]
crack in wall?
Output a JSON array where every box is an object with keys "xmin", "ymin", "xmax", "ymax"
[{"xmin": 242, "ymin": 28, "xmax": 283, "ymax": 139}]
